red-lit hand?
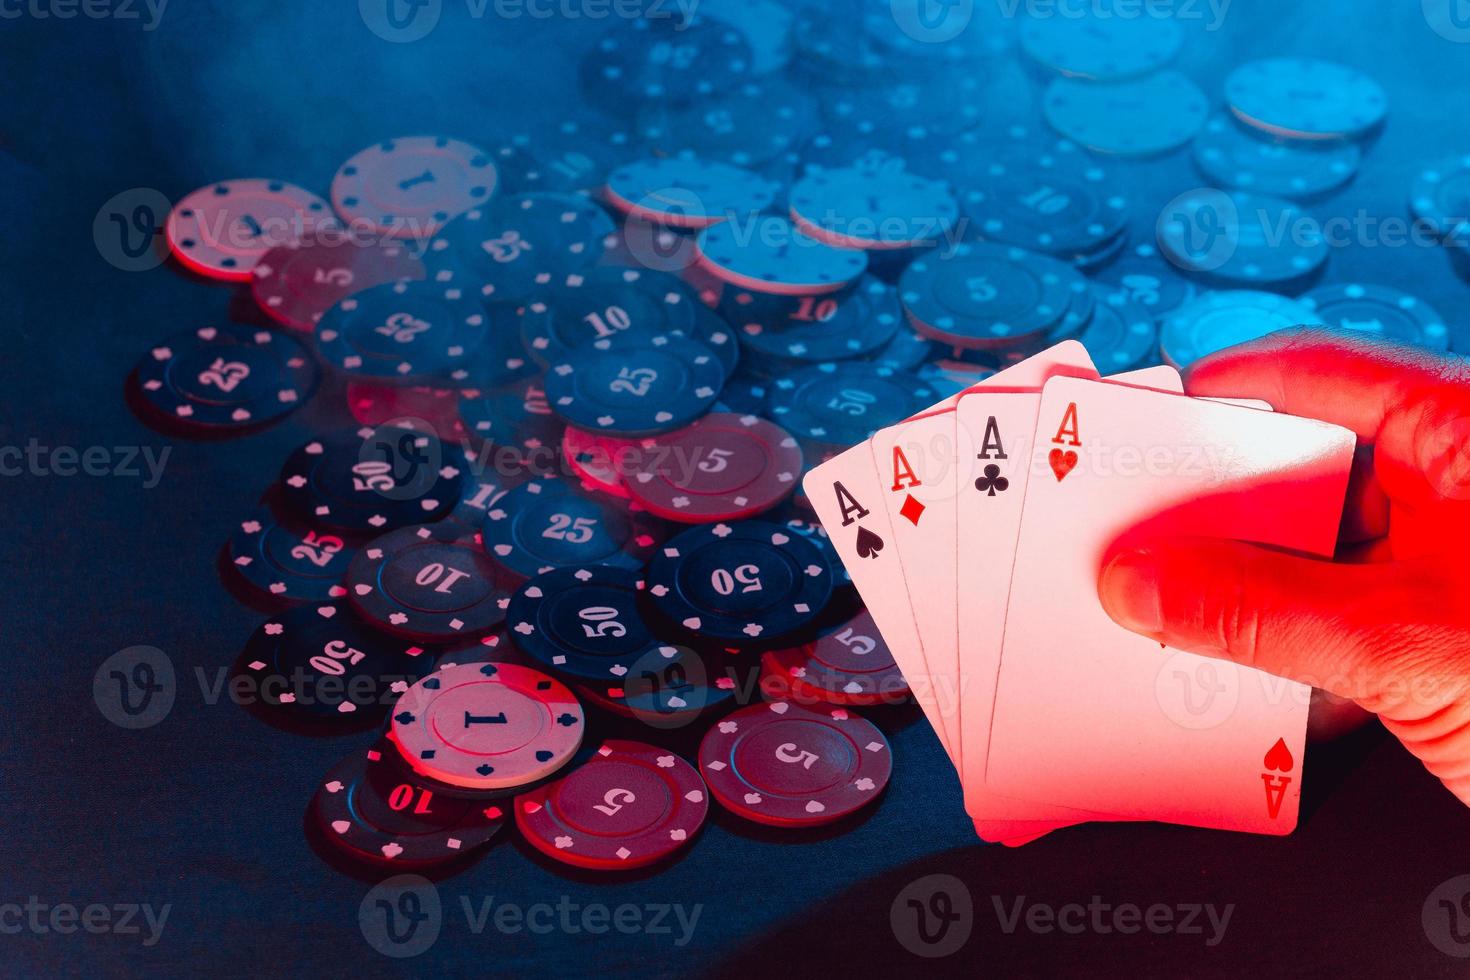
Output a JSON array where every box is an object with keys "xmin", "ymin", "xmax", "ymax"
[{"xmin": 1097, "ymin": 329, "xmax": 1470, "ymax": 805}]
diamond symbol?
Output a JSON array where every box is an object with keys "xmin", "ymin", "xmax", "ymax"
[{"xmin": 899, "ymin": 494, "xmax": 925, "ymax": 526}]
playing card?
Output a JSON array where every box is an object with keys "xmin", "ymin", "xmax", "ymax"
[{"xmin": 986, "ymin": 376, "xmax": 1355, "ymax": 834}]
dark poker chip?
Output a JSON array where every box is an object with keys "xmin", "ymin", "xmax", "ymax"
[
  {"xmin": 562, "ymin": 426, "xmax": 637, "ymax": 499},
  {"xmin": 1156, "ymin": 189, "xmax": 1328, "ymax": 288},
  {"xmin": 347, "ymin": 523, "xmax": 515, "ymax": 642},
  {"xmin": 238, "ymin": 603, "xmax": 431, "ymax": 727},
  {"xmin": 520, "ymin": 267, "xmax": 697, "ymax": 366},
  {"xmin": 545, "ymin": 334, "xmax": 727, "ymax": 438},
  {"xmin": 227, "ymin": 505, "xmax": 355, "ymax": 604},
  {"xmin": 482, "ymin": 478, "xmax": 664, "ymax": 579},
  {"xmin": 130, "ymin": 322, "xmax": 318, "ymax": 431},
  {"xmin": 697, "ymin": 700, "xmax": 891, "ymax": 827},
  {"xmin": 760, "ymin": 609, "xmax": 910, "ymax": 707},
  {"xmin": 1071, "ymin": 286, "xmax": 1158, "ymax": 373},
  {"xmin": 604, "ymin": 156, "xmax": 779, "ymax": 230},
  {"xmin": 1088, "ymin": 242, "xmax": 1197, "ymax": 324},
  {"xmin": 507, "ymin": 566, "xmax": 662, "ymax": 685},
  {"xmin": 490, "ymin": 119, "xmax": 638, "ymax": 195},
  {"xmin": 580, "ymin": 15, "xmax": 752, "ymax": 107},
  {"xmin": 644, "ymin": 520, "xmax": 833, "ymax": 644},
  {"xmin": 768, "ymin": 362, "xmax": 936, "ymax": 449},
  {"xmin": 868, "ymin": 323, "xmax": 937, "ymax": 372},
  {"xmin": 789, "ymin": 167, "xmax": 960, "ymax": 251},
  {"xmin": 636, "ymin": 78, "xmax": 817, "ymax": 168},
  {"xmin": 1298, "ymin": 283, "xmax": 1450, "ymax": 351},
  {"xmin": 329, "ymin": 136, "xmax": 496, "ymax": 239},
  {"xmin": 1192, "ymin": 116, "xmax": 1360, "ymax": 200},
  {"xmin": 515, "ymin": 740, "xmax": 708, "ymax": 871},
  {"xmin": 696, "ymin": 216, "xmax": 868, "ymax": 296},
  {"xmin": 315, "ymin": 278, "xmax": 486, "ymax": 383},
  {"xmin": 625, "ymin": 412, "xmax": 803, "ymax": 523},
  {"xmin": 458, "ymin": 374, "xmax": 564, "ymax": 460},
  {"xmin": 311, "ymin": 737, "xmax": 508, "ymax": 866},
  {"xmin": 426, "ymin": 192, "xmax": 616, "ymax": 304},
  {"xmin": 252, "ymin": 229, "xmax": 426, "ymax": 332},
  {"xmin": 571, "ymin": 644, "xmax": 738, "ymax": 726},
  {"xmin": 444, "ymin": 300, "xmax": 536, "ymax": 389},
  {"xmin": 278, "ymin": 425, "xmax": 468, "ymax": 534},
  {"xmin": 729, "ymin": 277, "xmax": 902, "ymax": 365}
]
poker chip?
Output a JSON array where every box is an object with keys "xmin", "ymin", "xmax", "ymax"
[
  {"xmin": 1409, "ymin": 156, "xmax": 1470, "ymax": 239},
  {"xmin": 1159, "ymin": 290, "xmax": 1319, "ymax": 369},
  {"xmin": 771, "ymin": 509, "xmax": 856, "ymax": 604},
  {"xmin": 520, "ymin": 267, "xmax": 697, "ymax": 366},
  {"xmin": 580, "ymin": 15, "xmax": 752, "ymax": 106},
  {"xmin": 227, "ymin": 505, "xmax": 355, "ymax": 604},
  {"xmin": 515, "ymin": 740, "xmax": 708, "ymax": 870},
  {"xmin": 821, "ymin": 73, "xmax": 986, "ymax": 141},
  {"xmin": 1042, "ymin": 72, "xmax": 1207, "ymax": 157},
  {"xmin": 727, "ymin": 278, "xmax": 901, "ymax": 364},
  {"xmin": 869, "ymin": 323, "xmax": 937, "ymax": 372},
  {"xmin": 604, "ymin": 156, "xmax": 779, "ymax": 229},
  {"xmin": 760, "ymin": 609, "xmax": 908, "ymax": 706},
  {"xmin": 346, "ymin": 523, "xmax": 514, "ymax": 641},
  {"xmin": 562, "ymin": 426, "xmax": 636, "ymax": 498},
  {"xmin": 458, "ymin": 374, "xmax": 563, "ymax": 460},
  {"xmin": 545, "ymin": 334, "xmax": 727, "ymax": 437},
  {"xmin": 481, "ymin": 478, "xmax": 663, "ymax": 579},
  {"xmin": 445, "ymin": 300, "xmax": 536, "ymax": 389},
  {"xmin": 1089, "ymin": 243, "xmax": 1197, "ymax": 324},
  {"xmin": 1073, "ymin": 288, "xmax": 1159, "ymax": 373},
  {"xmin": 507, "ymin": 566, "xmax": 662, "ymax": 686},
  {"xmin": 315, "ymin": 278, "xmax": 486, "ymax": 383},
  {"xmin": 697, "ymin": 700, "xmax": 891, "ymax": 827},
  {"xmin": 625, "ymin": 413, "xmax": 802, "ymax": 523},
  {"xmin": 1225, "ymin": 58, "xmax": 1387, "ymax": 141},
  {"xmin": 1298, "ymin": 283, "xmax": 1450, "ymax": 351},
  {"xmin": 239, "ymin": 604, "xmax": 429, "ymax": 726},
  {"xmin": 329, "ymin": 136, "xmax": 496, "ymax": 238},
  {"xmin": 251, "ymin": 230, "xmax": 426, "ymax": 331},
  {"xmin": 713, "ymin": 373, "xmax": 772, "ymax": 416},
  {"xmin": 1019, "ymin": 12, "xmax": 1183, "ymax": 81},
  {"xmin": 490, "ymin": 119, "xmax": 637, "ymax": 196},
  {"xmin": 130, "ymin": 322, "xmax": 318, "ymax": 431},
  {"xmin": 696, "ymin": 216, "xmax": 868, "ymax": 296},
  {"xmin": 390, "ymin": 661, "xmax": 585, "ymax": 791},
  {"xmin": 1192, "ymin": 116, "xmax": 1361, "ymax": 200},
  {"xmin": 789, "ymin": 167, "xmax": 960, "ymax": 251},
  {"xmin": 644, "ymin": 520, "xmax": 833, "ymax": 643},
  {"xmin": 571, "ymin": 644, "xmax": 737, "ymax": 724},
  {"xmin": 768, "ymin": 362, "xmax": 936, "ymax": 449},
  {"xmin": 899, "ymin": 242, "xmax": 1085, "ymax": 349},
  {"xmin": 1156, "ymin": 190, "xmax": 1329, "ymax": 287},
  {"xmin": 345, "ymin": 382, "xmax": 464, "ymax": 440},
  {"xmin": 277, "ymin": 426, "xmax": 468, "ymax": 534},
  {"xmin": 165, "ymin": 179, "xmax": 333, "ymax": 281},
  {"xmin": 427, "ymin": 192, "xmax": 616, "ymax": 304},
  {"xmin": 311, "ymin": 738, "xmax": 508, "ymax": 866},
  {"xmin": 447, "ymin": 474, "xmax": 520, "ymax": 529},
  {"xmin": 636, "ymin": 79, "xmax": 816, "ymax": 168},
  {"xmin": 673, "ymin": 304, "xmax": 741, "ymax": 378}
]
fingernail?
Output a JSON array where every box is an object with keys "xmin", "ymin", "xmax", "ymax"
[{"xmin": 1099, "ymin": 549, "xmax": 1164, "ymax": 635}]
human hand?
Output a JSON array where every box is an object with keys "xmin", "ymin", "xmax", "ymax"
[{"xmin": 1097, "ymin": 329, "xmax": 1470, "ymax": 804}]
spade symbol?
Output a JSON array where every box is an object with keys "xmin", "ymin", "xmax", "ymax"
[
  {"xmin": 855, "ymin": 526, "xmax": 885, "ymax": 559},
  {"xmin": 975, "ymin": 464, "xmax": 1010, "ymax": 497}
]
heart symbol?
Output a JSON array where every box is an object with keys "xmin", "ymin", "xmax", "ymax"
[
  {"xmin": 855, "ymin": 526, "xmax": 884, "ymax": 559},
  {"xmin": 1263, "ymin": 737, "xmax": 1294, "ymax": 772},
  {"xmin": 1048, "ymin": 448, "xmax": 1078, "ymax": 481}
]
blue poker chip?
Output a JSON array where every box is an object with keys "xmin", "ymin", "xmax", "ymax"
[
  {"xmin": 1042, "ymin": 71, "xmax": 1207, "ymax": 157},
  {"xmin": 1159, "ymin": 290, "xmax": 1319, "ymax": 368},
  {"xmin": 580, "ymin": 15, "xmax": 752, "ymax": 107},
  {"xmin": 789, "ymin": 167, "xmax": 960, "ymax": 250},
  {"xmin": 130, "ymin": 322, "xmax": 318, "ymax": 431},
  {"xmin": 1225, "ymin": 58, "xmax": 1387, "ymax": 142},
  {"xmin": 458, "ymin": 374, "xmax": 563, "ymax": 460},
  {"xmin": 427, "ymin": 192, "xmax": 616, "ymax": 304},
  {"xmin": 1074, "ymin": 287, "xmax": 1160, "ymax": 372},
  {"xmin": 1298, "ymin": 283, "xmax": 1450, "ymax": 351},
  {"xmin": 696, "ymin": 216, "xmax": 868, "ymax": 296},
  {"xmin": 712, "ymin": 372, "xmax": 772, "ymax": 416},
  {"xmin": 1020, "ymin": 11, "xmax": 1183, "ymax": 81},
  {"xmin": 1156, "ymin": 189, "xmax": 1328, "ymax": 287},
  {"xmin": 604, "ymin": 155, "xmax": 779, "ymax": 230},
  {"xmin": 227, "ymin": 505, "xmax": 355, "ymax": 604},
  {"xmin": 1071, "ymin": 228, "xmax": 1130, "ymax": 272},
  {"xmin": 520, "ymin": 267, "xmax": 697, "ymax": 367},
  {"xmin": 768, "ymin": 362, "xmax": 936, "ymax": 448},
  {"xmin": 445, "ymin": 300, "xmax": 536, "ymax": 389},
  {"xmin": 1089, "ymin": 243, "xmax": 1198, "ymax": 324},
  {"xmin": 636, "ymin": 79, "xmax": 817, "ymax": 168},
  {"xmin": 491, "ymin": 119, "xmax": 638, "ymax": 195},
  {"xmin": 277, "ymin": 426, "xmax": 468, "ymax": 534},
  {"xmin": 1409, "ymin": 155, "xmax": 1470, "ymax": 240},
  {"xmin": 1193, "ymin": 116, "xmax": 1360, "ymax": 200},
  {"xmin": 545, "ymin": 334, "xmax": 727, "ymax": 437},
  {"xmin": 506, "ymin": 566, "xmax": 664, "ymax": 686},
  {"xmin": 644, "ymin": 520, "xmax": 834, "ymax": 644},
  {"xmin": 868, "ymin": 323, "xmax": 937, "ymax": 372},
  {"xmin": 673, "ymin": 303, "xmax": 741, "ymax": 378},
  {"xmin": 481, "ymin": 478, "xmax": 664, "ymax": 579},
  {"xmin": 315, "ymin": 279, "xmax": 485, "ymax": 383},
  {"xmin": 900, "ymin": 242, "xmax": 1085, "ymax": 349},
  {"xmin": 728, "ymin": 277, "xmax": 901, "ymax": 364}
]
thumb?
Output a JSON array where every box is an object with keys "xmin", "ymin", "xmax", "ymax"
[{"xmin": 1096, "ymin": 536, "xmax": 1409, "ymax": 701}]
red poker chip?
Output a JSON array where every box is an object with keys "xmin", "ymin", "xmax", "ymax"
[
  {"xmin": 252, "ymin": 231, "xmax": 425, "ymax": 331},
  {"xmin": 624, "ymin": 413, "xmax": 802, "ymax": 523},
  {"xmin": 311, "ymin": 737, "xmax": 508, "ymax": 867},
  {"xmin": 166, "ymin": 179, "xmax": 334, "ymax": 281},
  {"xmin": 346, "ymin": 381, "xmax": 465, "ymax": 440},
  {"xmin": 698, "ymin": 701, "xmax": 891, "ymax": 827},
  {"xmin": 759, "ymin": 609, "xmax": 910, "ymax": 706},
  {"xmin": 562, "ymin": 426, "xmax": 637, "ymax": 499},
  {"xmin": 330, "ymin": 136, "xmax": 496, "ymax": 238},
  {"xmin": 515, "ymin": 740, "xmax": 708, "ymax": 870}
]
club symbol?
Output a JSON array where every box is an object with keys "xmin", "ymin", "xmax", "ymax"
[{"xmin": 974, "ymin": 464, "xmax": 1009, "ymax": 497}]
